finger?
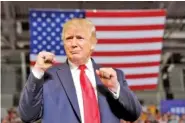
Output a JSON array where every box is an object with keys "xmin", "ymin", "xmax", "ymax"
[
  {"xmin": 100, "ymin": 78, "xmax": 114, "ymax": 87},
  {"xmin": 41, "ymin": 51, "xmax": 54, "ymax": 56},
  {"xmin": 43, "ymin": 54, "xmax": 55, "ymax": 63},
  {"xmin": 52, "ymin": 57, "xmax": 57, "ymax": 62},
  {"xmin": 103, "ymin": 72, "xmax": 112, "ymax": 79},
  {"xmin": 96, "ymin": 70, "xmax": 100, "ymax": 76},
  {"xmin": 43, "ymin": 63, "xmax": 53, "ymax": 69},
  {"xmin": 101, "ymin": 68, "xmax": 116, "ymax": 78},
  {"xmin": 96, "ymin": 69, "xmax": 105, "ymax": 78},
  {"xmin": 96, "ymin": 70, "xmax": 109, "ymax": 79},
  {"xmin": 99, "ymin": 71, "xmax": 111, "ymax": 79},
  {"xmin": 40, "ymin": 51, "xmax": 55, "ymax": 58},
  {"xmin": 43, "ymin": 57, "xmax": 53, "ymax": 63},
  {"xmin": 52, "ymin": 58, "xmax": 57, "ymax": 65}
]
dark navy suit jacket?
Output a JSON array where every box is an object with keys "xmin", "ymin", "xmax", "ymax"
[{"xmin": 18, "ymin": 59, "xmax": 141, "ymax": 123}]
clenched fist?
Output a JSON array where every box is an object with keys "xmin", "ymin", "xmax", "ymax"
[
  {"xmin": 34, "ymin": 51, "xmax": 56, "ymax": 72},
  {"xmin": 96, "ymin": 68, "xmax": 119, "ymax": 92}
]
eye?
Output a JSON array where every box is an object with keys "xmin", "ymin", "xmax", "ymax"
[
  {"xmin": 76, "ymin": 35, "xmax": 84, "ymax": 40},
  {"xmin": 65, "ymin": 36, "xmax": 73, "ymax": 40}
]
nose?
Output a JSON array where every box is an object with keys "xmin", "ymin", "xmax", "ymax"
[{"xmin": 71, "ymin": 37, "xmax": 77, "ymax": 48}]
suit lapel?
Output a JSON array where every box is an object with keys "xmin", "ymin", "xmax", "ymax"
[
  {"xmin": 92, "ymin": 59, "xmax": 107, "ymax": 122},
  {"xmin": 56, "ymin": 63, "xmax": 81, "ymax": 122}
]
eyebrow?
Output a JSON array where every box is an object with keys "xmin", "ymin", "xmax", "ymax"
[
  {"xmin": 76, "ymin": 35, "xmax": 84, "ymax": 39},
  {"xmin": 65, "ymin": 35, "xmax": 84, "ymax": 40},
  {"xmin": 65, "ymin": 36, "xmax": 74, "ymax": 40}
]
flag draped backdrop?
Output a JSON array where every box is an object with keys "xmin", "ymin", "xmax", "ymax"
[{"xmin": 29, "ymin": 9, "xmax": 166, "ymax": 90}]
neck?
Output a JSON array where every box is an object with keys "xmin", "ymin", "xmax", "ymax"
[{"xmin": 69, "ymin": 57, "xmax": 90, "ymax": 66}]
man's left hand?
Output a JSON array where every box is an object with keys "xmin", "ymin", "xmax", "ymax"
[{"xmin": 96, "ymin": 68, "xmax": 119, "ymax": 91}]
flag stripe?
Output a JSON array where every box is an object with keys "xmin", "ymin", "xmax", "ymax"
[
  {"xmin": 125, "ymin": 73, "xmax": 159, "ymax": 79},
  {"xmin": 100, "ymin": 62, "xmax": 160, "ymax": 68},
  {"xmin": 96, "ymin": 30, "xmax": 164, "ymax": 39},
  {"xmin": 120, "ymin": 66, "xmax": 159, "ymax": 75},
  {"xmin": 98, "ymin": 37, "xmax": 162, "ymax": 44},
  {"xmin": 92, "ymin": 50, "xmax": 161, "ymax": 56},
  {"xmin": 96, "ymin": 25, "xmax": 164, "ymax": 31},
  {"xmin": 129, "ymin": 84, "xmax": 157, "ymax": 90},
  {"xmin": 87, "ymin": 17, "xmax": 166, "ymax": 26},
  {"xmin": 95, "ymin": 42, "xmax": 162, "ymax": 51},
  {"xmin": 127, "ymin": 77, "xmax": 158, "ymax": 85},
  {"xmin": 86, "ymin": 10, "xmax": 166, "ymax": 17}
]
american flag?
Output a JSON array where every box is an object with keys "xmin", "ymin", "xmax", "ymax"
[{"xmin": 29, "ymin": 9, "xmax": 166, "ymax": 90}]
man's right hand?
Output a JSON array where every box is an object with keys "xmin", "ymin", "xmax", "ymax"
[{"xmin": 33, "ymin": 51, "xmax": 55, "ymax": 72}]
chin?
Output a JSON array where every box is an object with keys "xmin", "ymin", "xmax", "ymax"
[{"xmin": 70, "ymin": 55, "xmax": 82, "ymax": 61}]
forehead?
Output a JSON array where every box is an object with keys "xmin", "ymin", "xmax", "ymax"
[{"xmin": 64, "ymin": 25, "xmax": 91, "ymax": 37}]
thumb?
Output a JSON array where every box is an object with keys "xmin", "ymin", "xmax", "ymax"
[
  {"xmin": 53, "ymin": 57, "xmax": 57, "ymax": 62},
  {"xmin": 52, "ymin": 58, "xmax": 57, "ymax": 65},
  {"xmin": 96, "ymin": 69, "xmax": 100, "ymax": 76}
]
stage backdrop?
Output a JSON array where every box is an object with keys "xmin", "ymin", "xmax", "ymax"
[
  {"xmin": 29, "ymin": 9, "xmax": 166, "ymax": 91},
  {"xmin": 160, "ymin": 100, "xmax": 185, "ymax": 116}
]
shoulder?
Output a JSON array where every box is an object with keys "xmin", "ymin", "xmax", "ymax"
[
  {"xmin": 46, "ymin": 63, "xmax": 65, "ymax": 73},
  {"xmin": 114, "ymin": 68, "xmax": 123, "ymax": 74},
  {"xmin": 114, "ymin": 68, "xmax": 125, "ymax": 78},
  {"xmin": 113, "ymin": 68, "xmax": 124, "ymax": 76}
]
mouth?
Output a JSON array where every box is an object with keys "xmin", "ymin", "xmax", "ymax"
[{"xmin": 70, "ymin": 51, "xmax": 80, "ymax": 54}]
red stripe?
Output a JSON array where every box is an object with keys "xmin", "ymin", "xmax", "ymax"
[
  {"xmin": 30, "ymin": 62, "xmax": 35, "ymax": 66},
  {"xmin": 129, "ymin": 84, "xmax": 157, "ymax": 90},
  {"xmin": 100, "ymin": 62, "xmax": 160, "ymax": 68},
  {"xmin": 98, "ymin": 37, "xmax": 162, "ymax": 44},
  {"xmin": 96, "ymin": 25, "xmax": 164, "ymax": 31},
  {"xmin": 86, "ymin": 10, "xmax": 166, "ymax": 17},
  {"xmin": 126, "ymin": 73, "xmax": 159, "ymax": 79},
  {"xmin": 101, "ymin": 62, "xmax": 160, "ymax": 68},
  {"xmin": 92, "ymin": 50, "xmax": 161, "ymax": 56}
]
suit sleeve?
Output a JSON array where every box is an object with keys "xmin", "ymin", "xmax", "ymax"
[
  {"xmin": 107, "ymin": 69, "xmax": 142, "ymax": 122},
  {"xmin": 18, "ymin": 72, "xmax": 44, "ymax": 122}
]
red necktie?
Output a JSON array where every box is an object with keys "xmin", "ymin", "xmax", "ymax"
[{"xmin": 79, "ymin": 65, "xmax": 100, "ymax": 123}]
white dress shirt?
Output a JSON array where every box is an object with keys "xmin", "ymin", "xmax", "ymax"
[{"xmin": 32, "ymin": 59, "xmax": 120, "ymax": 123}]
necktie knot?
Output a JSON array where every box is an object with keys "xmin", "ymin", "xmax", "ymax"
[{"xmin": 78, "ymin": 65, "xmax": 87, "ymax": 71}]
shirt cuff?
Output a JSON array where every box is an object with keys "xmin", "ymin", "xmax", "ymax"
[
  {"xmin": 108, "ymin": 82, "xmax": 120, "ymax": 99},
  {"xmin": 32, "ymin": 67, "xmax": 45, "ymax": 79}
]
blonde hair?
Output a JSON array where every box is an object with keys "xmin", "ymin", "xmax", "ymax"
[{"xmin": 62, "ymin": 18, "xmax": 97, "ymax": 44}]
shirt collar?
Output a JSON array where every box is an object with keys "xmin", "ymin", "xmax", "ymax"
[{"xmin": 68, "ymin": 58, "xmax": 94, "ymax": 72}]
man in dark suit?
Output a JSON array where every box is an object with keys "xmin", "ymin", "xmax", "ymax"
[{"xmin": 18, "ymin": 18, "xmax": 141, "ymax": 123}]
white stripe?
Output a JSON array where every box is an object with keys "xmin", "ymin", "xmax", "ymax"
[
  {"xmin": 127, "ymin": 78, "xmax": 158, "ymax": 86},
  {"xmin": 93, "ymin": 55, "xmax": 160, "ymax": 64},
  {"xmin": 87, "ymin": 17, "xmax": 166, "ymax": 26},
  {"xmin": 120, "ymin": 66, "xmax": 160, "ymax": 75},
  {"xmin": 30, "ymin": 54, "xmax": 67, "ymax": 62},
  {"xmin": 96, "ymin": 30, "xmax": 164, "ymax": 39},
  {"xmin": 30, "ymin": 54, "xmax": 37, "ymax": 61},
  {"xmin": 30, "ymin": 54, "xmax": 160, "ymax": 64},
  {"xmin": 95, "ymin": 42, "xmax": 162, "ymax": 52}
]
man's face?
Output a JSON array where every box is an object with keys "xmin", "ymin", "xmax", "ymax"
[{"xmin": 63, "ymin": 25, "xmax": 94, "ymax": 64}]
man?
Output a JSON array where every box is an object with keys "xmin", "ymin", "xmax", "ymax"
[{"xmin": 18, "ymin": 18, "xmax": 141, "ymax": 123}]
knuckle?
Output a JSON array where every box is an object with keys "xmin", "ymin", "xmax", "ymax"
[{"xmin": 101, "ymin": 68, "xmax": 107, "ymax": 72}]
